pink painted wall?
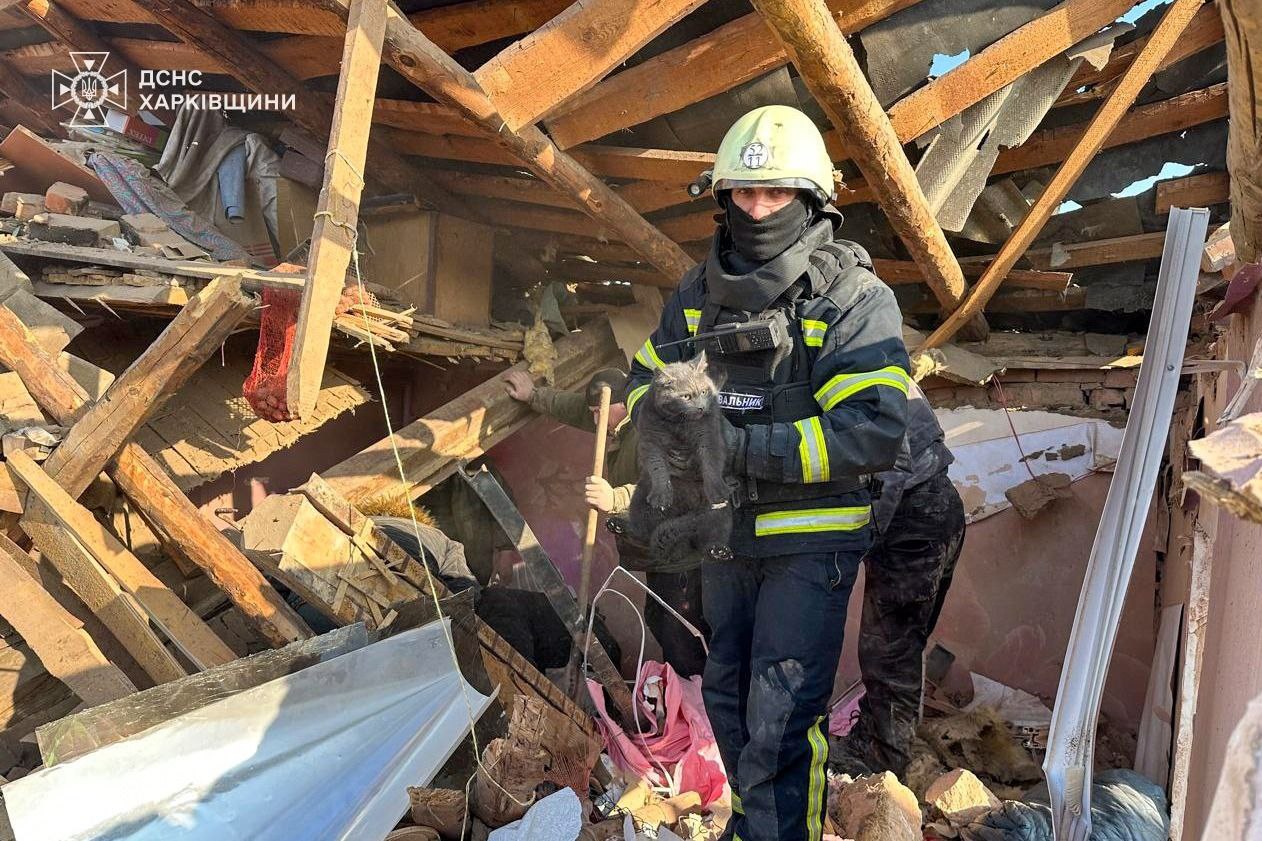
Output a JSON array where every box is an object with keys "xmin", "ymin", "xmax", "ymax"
[{"xmin": 835, "ymin": 472, "xmax": 1157, "ymax": 731}]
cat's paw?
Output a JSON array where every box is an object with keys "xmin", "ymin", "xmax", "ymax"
[
  {"xmin": 707, "ymin": 544, "xmax": 734, "ymax": 562},
  {"xmin": 647, "ymin": 486, "xmax": 674, "ymax": 511},
  {"xmin": 704, "ymin": 481, "xmax": 728, "ymax": 505}
]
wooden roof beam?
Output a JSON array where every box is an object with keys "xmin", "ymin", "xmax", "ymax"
[
  {"xmin": 750, "ymin": 0, "xmax": 977, "ymax": 331},
  {"xmin": 474, "ymin": 0, "xmax": 709, "ymax": 132},
  {"xmin": 1220, "ymin": 0, "xmax": 1262, "ymax": 262},
  {"xmin": 543, "ymin": 0, "xmax": 919, "ymax": 150},
  {"xmin": 322, "ymin": 0, "xmax": 694, "ymax": 280},
  {"xmin": 922, "ymin": 0, "xmax": 1207, "ymax": 350}
]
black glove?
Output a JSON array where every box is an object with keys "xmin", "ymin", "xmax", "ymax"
[{"xmin": 719, "ymin": 415, "xmax": 747, "ymax": 476}]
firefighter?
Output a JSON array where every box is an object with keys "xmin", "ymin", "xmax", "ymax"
[
  {"xmin": 830, "ymin": 379, "xmax": 966, "ymax": 777},
  {"xmin": 624, "ymin": 105, "xmax": 910, "ymax": 841},
  {"xmin": 504, "ymin": 367, "xmax": 710, "ymax": 677}
]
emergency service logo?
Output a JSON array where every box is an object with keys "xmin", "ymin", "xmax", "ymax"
[
  {"xmin": 51, "ymin": 52, "xmax": 126, "ymax": 128},
  {"xmin": 741, "ymin": 141, "xmax": 768, "ymax": 169}
]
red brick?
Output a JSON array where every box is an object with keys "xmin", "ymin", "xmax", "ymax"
[
  {"xmin": 44, "ymin": 182, "xmax": 89, "ymax": 215},
  {"xmin": 1103, "ymin": 368, "xmax": 1139, "ymax": 388},
  {"xmin": 1036, "ymin": 369, "xmax": 1106, "ymax": 383}
]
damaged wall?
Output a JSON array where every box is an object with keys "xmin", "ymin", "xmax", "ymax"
[{"xmin": 1180, "ymin": 288, "xmax": 1262, "ymax": 838}]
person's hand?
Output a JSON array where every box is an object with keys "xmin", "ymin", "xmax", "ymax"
[
  {"xmin": 585, "ymin": 476, "xmax": 616, "ymax": 513},
  {"xmin": 503, "ymin": 370, "xmax": 535, "ymax": 402}
]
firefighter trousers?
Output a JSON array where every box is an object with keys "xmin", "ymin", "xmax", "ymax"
[{"xmin": 702, "ymin": 549, "xmax": 863, "ymax": 841}]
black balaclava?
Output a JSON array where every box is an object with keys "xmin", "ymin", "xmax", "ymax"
[{"xmin": 722, "ymin": 192, "xmax": 813, "ymax": 263}]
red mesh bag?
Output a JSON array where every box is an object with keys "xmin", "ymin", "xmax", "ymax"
[{"xmin": 244, "ymin": 286, "xmax": 302, "ymax": 421}]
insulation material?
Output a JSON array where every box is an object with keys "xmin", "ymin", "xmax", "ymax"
[
  {"xmin": 939, "ymin": 407, "xmax": 1124, "ymax": 522},
  {"xmin": 3, "ymin": 620, "xmax": 492, "ymax": 841}
]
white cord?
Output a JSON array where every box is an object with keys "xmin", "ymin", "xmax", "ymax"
[{"xmin": 340, "ymin": 228, "xmax": 531, "ymax": 835}]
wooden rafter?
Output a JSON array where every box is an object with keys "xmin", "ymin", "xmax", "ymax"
[
  {"xmin": 0, "ymin": 57, "xmax": 63, "ymax": 137},
  {"xmin": 749, "ymin": 0, "xmax": 974, "ymax": 328},
  {"xmin": 884, "ymin": 0, "xmax": 1138, "ymax": 143},
  {"xmin": 1221, "ymin": 0, "xmax": 1262, "ymax": 262},
  {"xmin": 543, "ymin": 0, "xmax": 919, "ymax": 150},
  {"xmin": 287, "ymin": 0, "xmax": 387, "ymax": 420},
  {"xmin": 322, "ymin": 0, "xmax": 695, "ymax": 280},
  {"xmin": 475, "ymin": 0, "xmax": 708, "ymax": 131},
  {"xmin": 1054, "ymin": 2, "xmax": 1225, "ymax": 109},
  {"xmin": 31, "ymin": 0, "xmax": 567, "ymax": 45},
  {"xmin": 922, "ymin": 0, "xmax": 1208, "ymax": 349}
]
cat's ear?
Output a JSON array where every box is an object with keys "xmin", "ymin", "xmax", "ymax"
[{"xmin": 693, "ymin": 350, "xmax": 708, "ymax": 371}]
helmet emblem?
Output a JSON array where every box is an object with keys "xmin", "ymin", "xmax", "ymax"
[{"xmin": 741, "ymin": 142, "xmax": 768, "ymax": 169}]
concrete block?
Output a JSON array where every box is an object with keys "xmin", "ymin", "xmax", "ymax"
[
  {"xmin": 1, "ymin": 192, "xmax": 42, "ymax": 216},
  {"xmin": 119, "ymin": 213, "xmax": 169, "ymax": 238},
  {"xmin": 1103, "ymin": 368, "xmax": 1139, "ymax": 388},
  {"xmin": 925, "ymin": 768, "xmax": 1001, "ymax": 826},
  {"xmin": 14, "ymin": 195, "xmax": 46, "ymax": 222},
  {"xmin": 26, "ymin": 213, "xmax": 121, "ymax": 247}
]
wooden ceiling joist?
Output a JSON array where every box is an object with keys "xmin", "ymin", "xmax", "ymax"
[
  {"xmin": 543, "ymin": 0, "xmax": 920, "ymax": 150},
  {"xmin": 750, "ymin": 0, "xmax": 974, "ymax": 327},
  {"xmin": 1155, "ymin": 171, "xmax": 1230, "ymax": 214},
  {"xmin": 475, "ymin": 0, "xmax": 709, "ymax": 132},
  {"xmin": 922, "ymin": 0, "xmax": 1207, "ymax": 349},
  {"xmin": 0, "ymin": 58, "xmax": 63, "ymax": 138}
]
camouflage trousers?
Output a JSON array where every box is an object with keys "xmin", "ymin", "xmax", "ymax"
[{"xmin": 849, "ymin": 469, "xmax": 965, "ymax": 775}]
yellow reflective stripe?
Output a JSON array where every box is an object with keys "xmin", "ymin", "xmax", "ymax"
[
  {"xmin": 731, "ymin": 792, "xmax": 743, "ymax": 814},
  {"xmin": 683, "ymin": 308, "xmax": 702, "ymax": 336},
  {"xmin": 794, "ymin": 416, "xmax": 830, "ymax": 483},
  {"xmin": 807, "ymin": 716, "xmax": 827, "ymax": 841},
  {"xmin": 634, "ymin": 338, "xmax": 665, "ymax": 370},
  {"xmin": 801, "ymin": 318, "xmax": 827, "ymax": 348},
  {"xmin": 754, "ymin": 506, "xmax": 871, "ymax": 536},
  {"xmin": 814, "ymin": 365, "xmax": 910, "ymax": 410},
  {"xmin": 625, "ymin": 383, "xmax": 650, "ymax": 416}
]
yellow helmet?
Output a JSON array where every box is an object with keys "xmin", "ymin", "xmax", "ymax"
[{"xmin": 712, "ymin": 105, "xmax": 836, "ymax": 202}]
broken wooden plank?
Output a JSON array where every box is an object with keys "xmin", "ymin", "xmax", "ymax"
[
  {"xmin": 41, "ymin": 275, "xmax": 252, "ymax": 499},
  {"xmin": 956, "ymin": 231, "xmax": 1169, "ymax": 272},
  {"xmin": 1156, "ymin": 172, "xmax": 1230, "ymax": 215},
  {"xmin": 543, "ymin": 0, "xmax": 919, "ymax": 149},
  {"xmin": 0, "ymin": 301, "xmax": 314, "ymax": 649},
  {"xmin": 474, "ymin": 0, "xmax": 707, "ymax": 131},
  {"xmin": 875, "ymin": 259, "xmax": 1072, "ymax": 291},
  {"xmin": 321, "ymin": 318, "xmax": 623, "ymax": 503},
  {"xmin": 1185, "ymin": 413, "xmax": 1262, "ymax": 524},
  {"xmin": 287, "ymin": 0, "xmax": 388, "ymax": 421},
  {"xmin": 10, "ymin": 451, "xmax": 237, "ymax": 671},
  {"xmin": 0, "ymin": 126, "xmax": 110, "ymax": 202},
  {"xmin": 0, "ymin": 533, "xmax": 136, "ymax": 706},
  {"xmin": 36, "ymin": 623, "xmax": 373, "ymax": 767},
  {"xmin": 0, "ymin": 59, "xmax": 64, "ymax": 138},
  {"xmin": 750, "ymin": 0, "xmax": 974, "ymax": 328},
  {"xmin": 921, "ymin": 0, "xmax": 1208, "ymax": 350}
]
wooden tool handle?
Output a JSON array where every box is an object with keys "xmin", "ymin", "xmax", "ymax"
[{"xmin": 576, "ymin": 384, "xmax": 612, "ymax": 612}]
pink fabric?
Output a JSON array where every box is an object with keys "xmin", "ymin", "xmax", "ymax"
[
  {"xmin": 588, "ymin": 661, "xmax": 728, "ymax": 807},
  {"xmin": 828, "ymin": 689, "xmax": 865, "ymax": 737}
]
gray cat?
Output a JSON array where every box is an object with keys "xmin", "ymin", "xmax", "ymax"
[{"xmin": 623, "ymin": 353, "xmax": 734, "ymax": 563}]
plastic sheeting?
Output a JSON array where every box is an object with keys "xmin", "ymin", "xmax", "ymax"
[{"xmin": 3, "ymin": 620, "xmax": 492, "ymax": 841}]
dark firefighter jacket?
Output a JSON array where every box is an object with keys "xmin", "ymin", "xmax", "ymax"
[{"xmin": 625, "ymin": 214, "xmax": 911, "ymax": 558}]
